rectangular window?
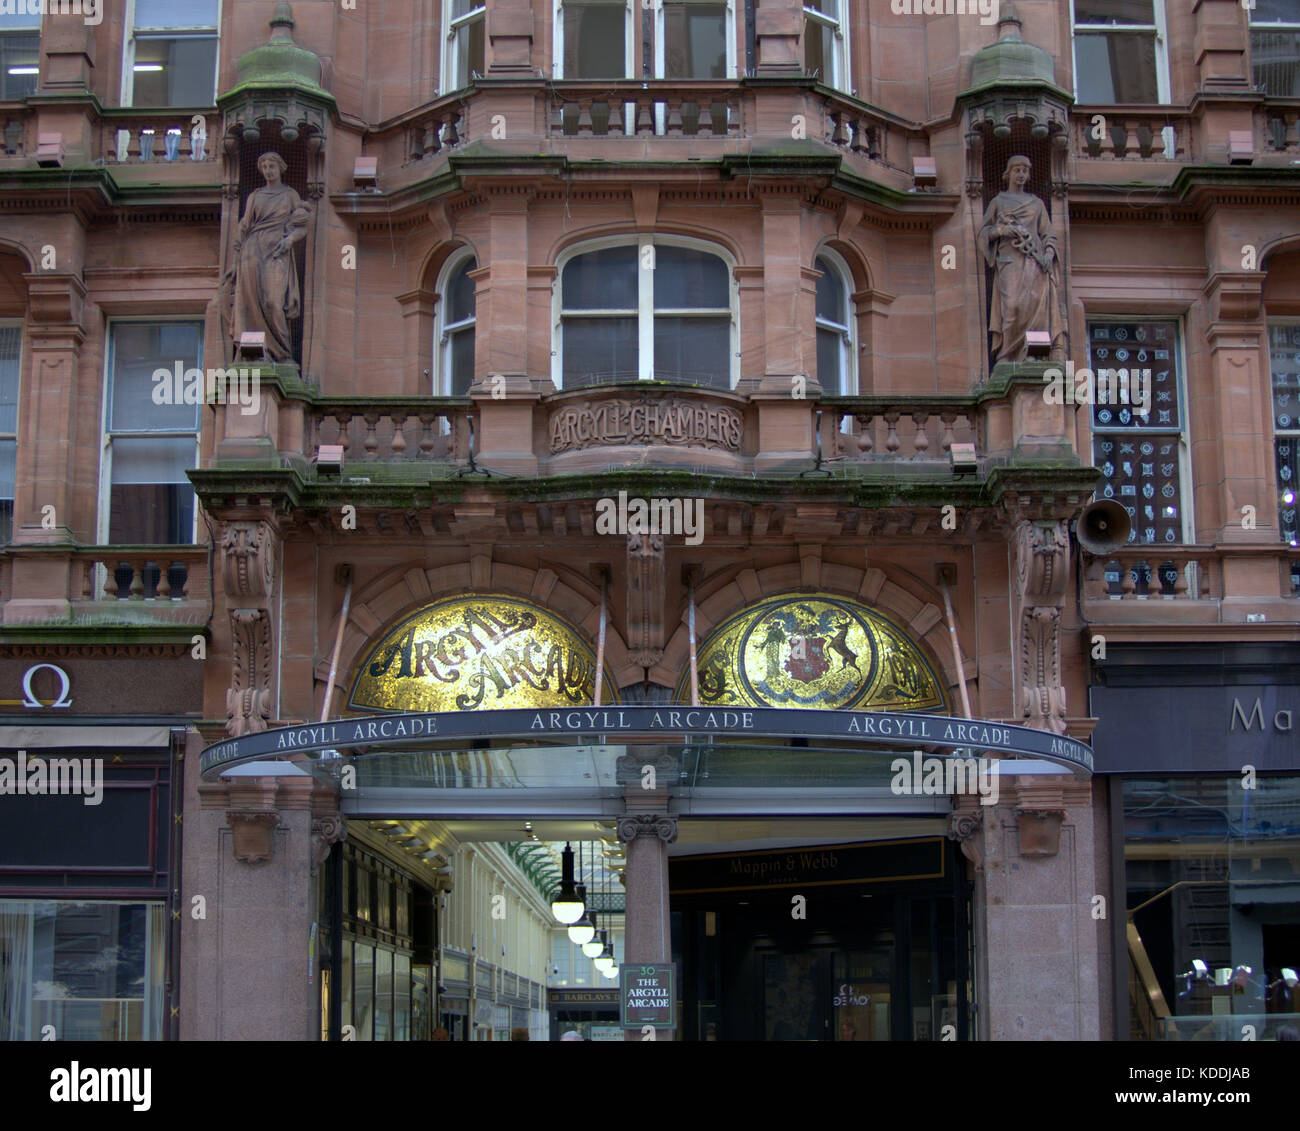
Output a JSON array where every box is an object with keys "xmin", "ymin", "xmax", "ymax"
[
  {"xmin": 0, "ymin": 9, "xmax": 39, "ymax": 101},
  {"xmin": 127, "ymin": 0, "xmax": 219, "ymax": 108},
  {"xmin": 1251, "ymin": 0, "xmax": 1300, "ymax": 96},
  {"xmin": 1268, "ymin": 320, "xmax": 1300, "ymax": 547},
  {"xmin": 1088, "ymin": 318, "xmax": 1189, "ymax": 594},
  {"xmin": 0, "ymin": 323, "xmax": 19, "ymax": 544},
  {"xmin": 0, "ymin": 901, "xmax": 166, "ymax": 1041},
  {"xmin": 446, "ymin": 0, "xmax": 485, "ymax": 91},
  {"xmin": 1122, "ymin": 774, "xmax": 1300, "ymax": 1041},
  {"xmin": 558, "ymin": 0, "xmax": 630, "ymax": 79},
  {"xmin": 1072, "ymin": 0, "xmax": 1167, "ymax": 104},
  {"xmin": 662, "ymin": 1, "xmax": 728, "ymax": 79},
  {"xmin": 803, "ymin": 1, "xmax": 848, "ymax": 90},
  {"xmin": 104, "ymin": 322, "xmax": 201, "ymax": 554}
]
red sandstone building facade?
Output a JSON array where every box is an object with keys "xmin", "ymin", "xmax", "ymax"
[{"xmin": 1, "ymin": 0, "xmax": 1298, "ymax": 1042}]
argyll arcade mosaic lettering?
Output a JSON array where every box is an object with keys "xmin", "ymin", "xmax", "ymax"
[{"xmin": 349, "ymin": 596, "xmax": 615, "ymax": 713}]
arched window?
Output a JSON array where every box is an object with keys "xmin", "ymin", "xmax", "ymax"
[
  {"xmin": 815, "ymin": 252, "xmax": 855, "ymax": 396},
  {"xmin": 436, "ymin": 253, "xmax": 476, "ymax": 395},
  {"xmin": 555, "ymin": 237, "xmax": 735, "ymax": 390}
]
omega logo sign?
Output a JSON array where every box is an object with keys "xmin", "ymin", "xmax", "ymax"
[
  {"xmin": 21, "ymin": 664, "xmax": 73, "ymax": 710},
  {"xmin": 1230, "ymin": 697, "xmax": 1292, "ymax": 733}
]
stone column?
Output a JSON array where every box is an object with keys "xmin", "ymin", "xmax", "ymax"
[
  {"xmin": 617, "ymin": 751, "xmax": 678, "ymax": 1040},
  {"xmin": 486, "ymin": 0, "xmax": 535, "ymax": 74},
  {"xmin": 754, "ymin": 0, "xmax": 803, "ymax": 74},
  {"xmin": 182, "ymin": 752, "xmax": 345, "ymax": 1041}
]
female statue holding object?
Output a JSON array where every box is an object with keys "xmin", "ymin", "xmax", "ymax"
[
  {"xmin": 977, "ymin": 154, "xmax": 1066, "ymax": 363},
  {"xmin": 225, "ymin": 151, "xmax": 311, "ymax": 363}
]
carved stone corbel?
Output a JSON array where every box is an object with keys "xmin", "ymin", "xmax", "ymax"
[
  {"xmin": 1013, "ymin": 519, "xmax": 1069, "ymax": 735},
  {"xmin": 616, "ymin": 813, "xmax": 678, "ymax": 844},
  {"xmin": 946, "ymin": 807, "xmax": 985, "ymax": 873},
  {"xmin": 222, "ymin": 520, "xmax": 278, "ymax": 737},
  {"xmin": 626, "ymin": 530, "xmax": 665, "ymax": 669},
  {"xmin": 227, "ymin": 609, "xmax": 273, "ymax": 736},
  {"xmin": 311, "ymin": 813, "xmax": 347, "ymax": 874},
  {"xmin": 227, "ymin": 811, "xmax": 279, "ymax": 864}
]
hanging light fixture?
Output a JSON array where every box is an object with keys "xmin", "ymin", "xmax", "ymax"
[
  {"xmin": 593, "ymin": 929, "xmax": 614, "ymax": 973},
  {"xmin": 550, "ymin": 842, "xmax": 585, "ymax": 924},
  {"xmin": 567, "ymin": 844, "xmax": 596, "ymax": 945},
  {"xmin": 582, "ymin": 913, "xmax": 605, "ymax": 958}
]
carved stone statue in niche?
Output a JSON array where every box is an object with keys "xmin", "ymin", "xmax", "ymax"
[
  {"xmin": 225, "ymin": 151, "xmax": 311, "ymax": 363},
  {"xmin": 977, "ymin": 154, "xmax": 1066, "ymax": 364}
]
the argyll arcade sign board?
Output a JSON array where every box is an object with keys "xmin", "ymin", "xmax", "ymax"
[
  {"xmin": 620, "ymin": 964, "xmax": 676, "ymax": 1030},
  {"xmin": 199, "ymin": 706, "xmax": 1093, "ymax": 779}
]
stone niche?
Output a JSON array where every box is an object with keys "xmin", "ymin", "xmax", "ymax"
[{"xmin": 543, "ymin": 385, "xmax": 751, "ymax": 475}]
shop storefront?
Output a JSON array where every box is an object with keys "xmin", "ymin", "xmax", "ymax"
[
  {"xmin": 0, "ymin": 656, "xmax": 195, "ymax": 1041},
  {"xmin": 1093, "ymin": 642, "xmax": 1300, "ymax": 1040}
]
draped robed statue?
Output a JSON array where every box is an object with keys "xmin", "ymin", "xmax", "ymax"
[
  {"xmin": 222, "ymin": 151, "xmax": 312, "ymax": 364},
  {"xmin": 977, "ymin": 154, "xmax": 1067, "ymax": 364}
]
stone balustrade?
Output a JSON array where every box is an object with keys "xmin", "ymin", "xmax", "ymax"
[
  {"xmin": 1071, "ymin": 106, "xmax": 1196, "ymax": 162},
  {"xmin": 73, "ymin": 546, "xmax": 210, "ymax": 603},
  {"xmin": 99, "ymin": 113, "xmax": 218, "ymax": 163},
  {"xmin": 308, "ymin": 399, "xmax": 472, "ymax": 463},
  {"xmin": 820, "ymin": 400, "xmax": 979, "ymax": 464},
  {"xmin": 1082, "ymin": 546, "xmax": 1300, "ymax": 602},
  {"xmin": 548, "ymin": 81, "xmax": 741, "ymax": 139}
]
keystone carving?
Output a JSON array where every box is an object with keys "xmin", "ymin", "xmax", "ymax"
[{"xmin": 626, "ymin": 530, "xmax": 665, "ymax": 669}]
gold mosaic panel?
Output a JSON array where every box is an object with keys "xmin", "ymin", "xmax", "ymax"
[
  {"xmin": 679, "ymin": 594, "xmax": 946, "ymax": 712},
  {"xmin": 349, "ymin": 595, "xmax": 617, "ymax": 713}
]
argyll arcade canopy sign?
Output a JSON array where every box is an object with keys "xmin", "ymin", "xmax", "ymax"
[{"xmin": 199, "ymin": 705, "xmax": 1094, "ymax": 779}]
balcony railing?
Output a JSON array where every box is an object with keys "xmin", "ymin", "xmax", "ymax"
[
  {"xmin": 74, "ymin": 546, "xmax": 210, "ymax": 603},
  {"xmin": 819, "ymin": 400, "xmax": 979, "ymax": 464},
  {"xmin": 404, "ymin": 100, "xmax": 468, "ymax": 162},
  {"xmin": 547, "ymin": 81, "xmax": 741, "ymax": 139},
  {"xmin": 1083, "ymin": 546, "xmax": 1300, "ymax": 602},
  {"xmin": 98, "ymin": 112, "xmax": 219, "ymax": 164},
  {"xmin": 307, "ymin": 399, "xmax": 472, "ymax": 463},
  {"xmin": 1071, "ymin": 106, "xmax": 1196, "ymax": 162}
]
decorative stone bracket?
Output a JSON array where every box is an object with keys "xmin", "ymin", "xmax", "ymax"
[
  {"xmin": 227, "ymin": 810, "xmax": 280, "ymax": 864},
  {"xmin": 311, "ymin": 812, "xmax": 347, "ymax": 874},
  {"xmin": 1013, "ymin": 518, "xmax": 1070, "ymax": 736},
  {"xmin": 946, "ymin": 805, "xmax": 984, "ymax": 873}
]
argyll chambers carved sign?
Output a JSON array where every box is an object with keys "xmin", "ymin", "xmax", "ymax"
[{"xmin": 549, "ymin": 396, "xmax": 743, "ymax": 454}]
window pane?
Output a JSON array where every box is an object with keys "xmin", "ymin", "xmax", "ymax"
[
  {"xmin": 564, "ymin": 2, "xmax": 626, "ymax": 79},
  {"xmin": 1074, "ymin": 1, "xmax": 1154, "ymax": 24},
  {"xmin": 0, "ymin": 33, "xmax": 37, "ymax": 98},
  {"xmin": 451, "ymin": 0, "xmax": 485, "ymax": 17},
  {"xmin": 111, "ymin": 436, "xmax": 196, "ymax": 486},
  {"xmin": 1253, "ymin": 0, "xmax": 1300, "ymax": 21},
  {"xmin": 110, "ymin": 323, "xmax": 203, "ymax": 432},
  {"xmin": 654, "ymin": 246, "xmax": 728, "ymax": 309},
  {"xmin": 804, "ymin": 0, "xmax": 840, "ymax": 15},
  {"xmin": 394, "ymin": 953, "xmax": 411, "ymax": 1041},
  {"xmin": 816, "ymin": 260, "xmax": 845, "ymax": 324},
  {"xmin": 0, "ymin": 439, "xmax": 13, "ymax": 545},
  {"xmin": 1, "ymin": 901, "xmax": 166, "ymax": 1042},
  {"xmin": 0, "ymin": 9, "xmax": 40, "ymax": 28},
  {"xmin": 804, "ymin": 18, "xmax": 834, "ymax": 80},
  {"xmin": 340, "ymin": 940, "xmax": 353, "ymax": 1034},
  {"xmin": 353, "ymin": 943, "xmax": 374, "ymax": 1041},
  {"xmin": 454, "ymin": 17, "xmax": 485, "ymax": 88},
  {"xmin": 375, "ymin": 949, "xmax": 393, "ymax": 1041},
  {"xmin": 0, "ymin": 324, "xmax": 19, "ymax": 433},
  {"xmin": 108, "ymin": 483, "xmax": 194, "ymax": 545},
  {"xmin": 135, "ymin": 0, "xmax": 218, "ymax": 27},
  {"xmin": 1075, "ymin": 32, "xmax": 1158, "ymax": 102},
  {"xmin": 1087, "ymin": 320, "xmax": 1177, "ymax": 430},
  {"xmin": 563, "ymin": 247, "xmax": 638, "ymax": 310},
  {"xmin": 446, "ymin": 259, "xmax": 476, "ymax": 324},
  {"xmin": 132, "ymin": 36, "xmax": 217, "ymax": 107},
  {"xmin": 663, "ymin": 3, "xmax": 727, "ymax": 80},
  {"xmin": 1253, "ymin": 31, "xmax": 1300, "ymax": 96},
  {"xmin": 563, "ymin": 317, "xmax": 638, "ymax": 385},
  {"xmin": 653, "ymin": 316, "xmax": 730, "ymax": 386},
  {"xmin": 448, "ymin": 327, "xmax": 475, "ymax": 396},
  {"xmin": 817, "ymin": 326, "xmax": 842, "ymax": 396},
  {"xmin": 1279, "ymin": 438, "xmax": 1298, "ymax": 546}
]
